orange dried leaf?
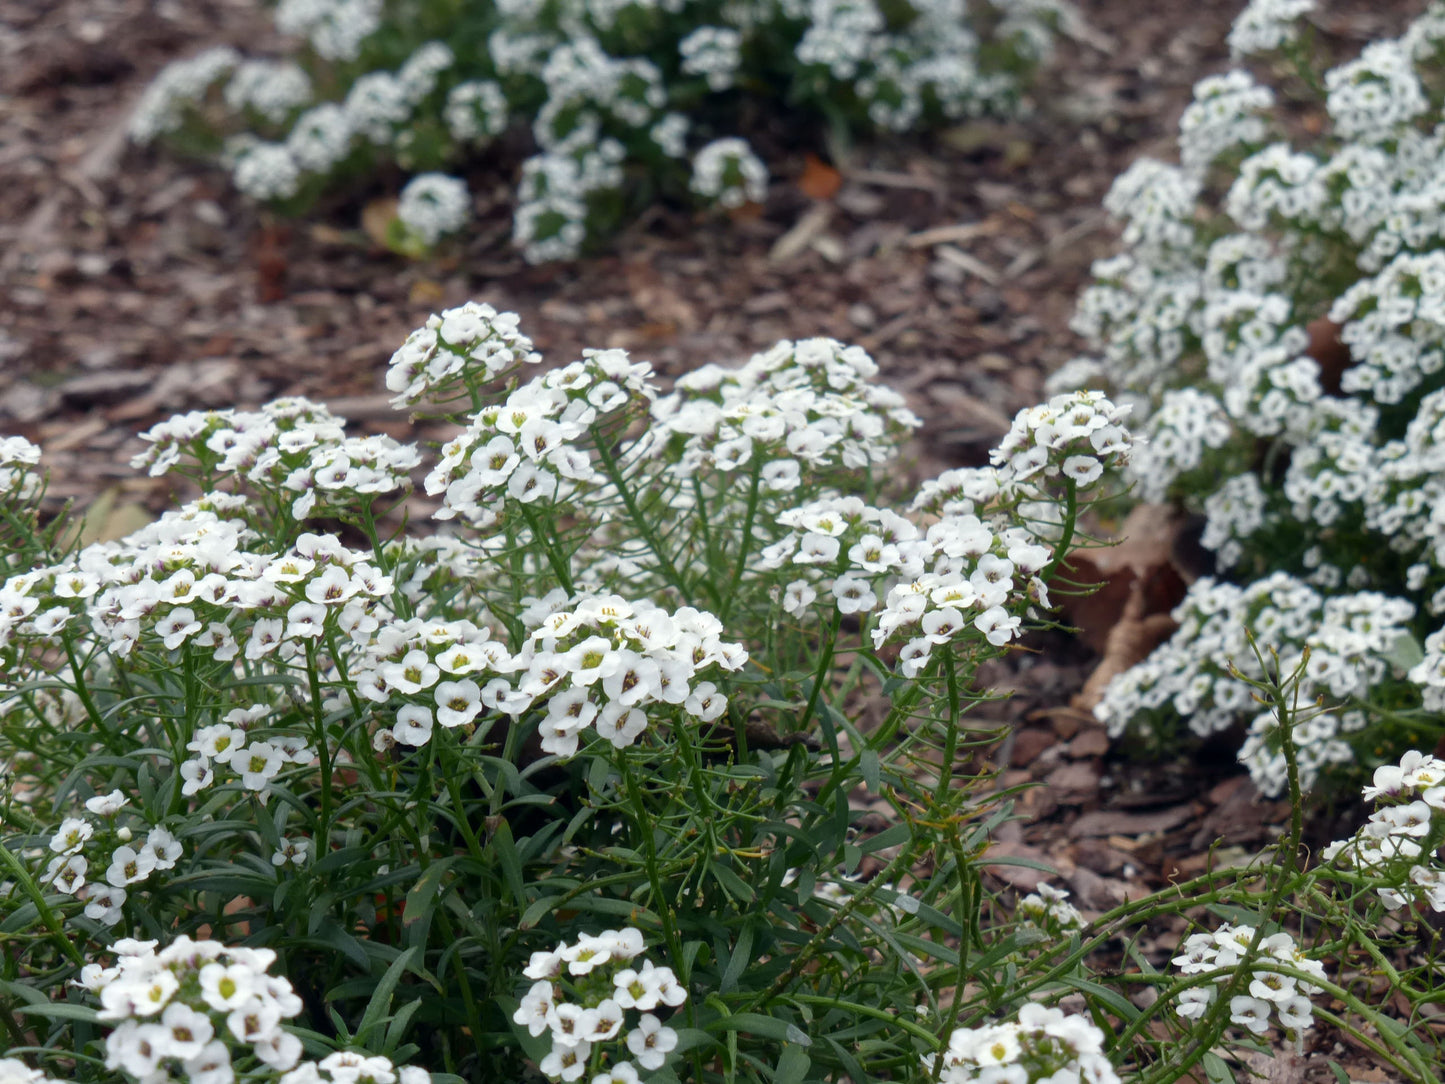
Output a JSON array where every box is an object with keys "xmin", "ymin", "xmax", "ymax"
[{"xmin": 797, "ymin": 153, "xmax": 843, "ymax": 201}]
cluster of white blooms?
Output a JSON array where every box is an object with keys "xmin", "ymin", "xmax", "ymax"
[
  {"xmin": 231, "ymin": 141, "xmax": 303, "ymax": 201},
  {"xmin": 425, "ymin": 348, "xmax": 655, "ymax": 528},
  {"xmin": 396, "ymin": 172, "xmax": 472, "ymax": 245},
  {"xmin": 1170, "ymin": 925, "xmax": 1327, "ymax": 1035},
  {"xmin": 1177, "ymin": 71, "xmax": 1274, "ymax": 173},
  {"xmin": 444, "ymin": 80, "xmax": 509, "ymax": 144},
  {"xmin": 177, "ymin": 703, "xmax": 319, "ymax": 800},
  {"xmin": 1073, "ymin": 3, "xmax": 1445, "ymax": 780},
  {"xmin": 224, "ymin": 60, "xmax": 313, "ymax": 125},
  {"xmin": 0, "ymin": 1061, "xmax": 68, "ymax": 1084},
  {"xmin": 872, "ymin": 515, "xmax": 1051, "ymax": 677},
  {"xmin": 1324, "ymin": 40, "xmax": 1427, "ymax": 144},
  {"xmin": 129, "ymin": 47, "xmax": 240, "ymax": 144},
  {"xmin": 1096, "ymin": 572, "xmax": 1418, "ymax": 795},
  {"xmin": 759, "ymin": 496, "xmax": 921, "ymax": 615},
  {"xmin": 349, "ymin": 615, "xmax": 510, "ymax": 749},
  {"xmin": 1016, "ymin": 882, "xmax": 1084, "ymax": 937},
  {"xmin": 513, "ymin": 927, "xmax": 687, "ymax": 1081},
  {"xmin": 679, "ymin": 26, "xmax": 743, "ymax": 92},
  {"xmin": 988, "ymin": 390, "xmax": 1133, "ymax": 497},
  {"xmin": 0, "ymin": 435, "xmax": 41, "ymax": 502},
  {"xmin": 275, "ymin": 0, "xmax": 384, "ymax": 63},
  {"xmin": 1227, "ymin": 0, "xmax": 1314, "ymax": 58},
  {"xmin": 1323, "ymin": 750, "xmax": 1445, "ymax": 912},
  {"xmin": 39, "ymin": 790, "xmax": 182, "ymax": 928},
  {"xmin": 354, "ymin": 590, "xmax": 745, "ymax": 758},
  {"xmin": 1102, "ymin": 160, "xmax": 1200, "ymax": 256},
  {"xmin": 689, "ymin": 137, "xmax": 769, "ymax": 209},
  {"xmin": 343, "ymin": 71, "xmax": 412, "ymax": 145},
  {"xmin": 651, "ymin": 337, "xmax": 921, "ymax": 483},
  {"xmin": 385, "ymin": 301, "xmax": 541, "ymax": 409},
  {"xmin": 923, "ymin": 1003, "xmax": 1120, "ymax": 1084},
  {"xmin": 132, "ymin": 398, "xmax": 420, "ymax": 521},
  {"xmin": 82, "ymin": 935, "xmax": 430, "ymax": 1084},
  {"xmin": 133, "ymin": 0, "xmax": 1061, "ymax": 261},
  {"xmin": 286, "ymin": 103, "xmax": 354, "ymax": 172}
]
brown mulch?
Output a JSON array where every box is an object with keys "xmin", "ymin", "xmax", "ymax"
[{"xmin": 0, "ymin": 0, "xmax": 1425, "ymax": 1057}]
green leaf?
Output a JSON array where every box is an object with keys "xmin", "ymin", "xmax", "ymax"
[
  {"xmin": 491, "ymin": 818, "xmax": 527, "ymax": 908},
  {"xmin": 520, "ymin": 895, "xmax": 560, "ymax": 930},
  {"xmin": 355, "ymin": 946, "xmax": 420, "ymax": 1044},
  {"xmin": 1056, "ymin": 976, "xmax": 1139, "ymax": 1021},
  {"xmin": 709, "ymin": 862, "xmax": 756, "ymax": 904},
  {"xmin": 403, "ymin": 856, "xmax": 460, "ymax": 929},
  {"xmin": 720, "ymin": 921, "xmax": 756, "ymax": 995},
  {"xmin": 859, "ymin": 748, "xmax": 879, "ymax": 793},
  {"xmin": 15, "ymin": 1003, "xmax": 101, "ymax": 1024},
  {"xmin": 1203, "ymin": 1051, "xmax": 1233, "ymax": 1084},
  {"xmin": 773, "ymin": 1043, "xmax": 810, "ymax": 1084},
  {"xmin": 1388, "ymin": 631, "xmax": 1425, "ymax": 672},
  {"xmin": 710, "ymin": 1012, "xmax": 800, "ymax": 1042}
]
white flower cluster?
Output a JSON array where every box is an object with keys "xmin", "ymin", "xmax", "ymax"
[
  {"xmin": 444, "ymin": 80, "xmax": 509, "ymax": 145},
  {"xmin": 923, "ymin": 1003, "xmax": 1120, "ymax": 1084},
  {"xmin": 1323, "ymin": 749, "xmax": 1445, "ymax": 911},
  {"xmin": 988, "ymin": 390, "xmax": 1133, "ymax": 495},
  {"xmin": 1170, "ymin": 924, "xmax": 1327, "ymax": 1035},
  {"xmin": 1016, "ymin": 882, "xmax": 1084, "ymax": 937},
  {"xmin": 0, "ymin": 1061, "xmax": 67, "ymax": 1084},
  {"xmin": 275, "ymin": 0, "xmax": 385, "ymax": 63},
  {"xmin": 426, "ymin": 348, "xmax": 655, "ymax": 528},
  {"xmin": 679, "ymin": 26, "xmax": 743, "ymax": 92},
  {"xmin": 513, "ymin": 927, "xmax": 687, "ymax": 1081},
  {"xmin": 689, "ymin": 137, "xmax": 769, "ymax": 210},
  {"xmin": 1177, "ymin": 71, "xmax": 1274, "ymax": 173},
  {"xmin": 1227, "ymin": 0, "xmax": 1314, "ymax": 59},
  {"xmin": 231, "ymin": 141, "xmax": 304, "ymax": 202},
  {"xmin": 354, "ymin": 591, "xmax": 745, "ymax": 758},
  {"xmin": 652, "ymin": 336, "xmax": 921, "ymax": 482},
  {"xmin": 132, "ymin": 0, "xmax": 1061, "ymax": 261},
  {"xmin": 0, "ymin": 435, "xmax": 41, "ymax": 502},
  {"xmin": 385, "ymin": 301, "xmax": 541, "ymax": 409},
  {"xmin": 224, "ymin": 60, "xmax": 313, "ymax": 125},
  {"xmin": 1095, "ymin": 573, "xmax": 1417, "ymax": 795},
  {"xmin": 39, "ymin": 790, "xmax": 182, "ymax": 927},
  {"xmin": 1075, "ymin": 3, "xmax": 1445, "ymax": 780},
  {"xmin": 130, "ymin": 47, "xmax": 239, "ymax": 144},
  {"xmin": 396, "ymin": 172, "xmax": 472, "ymax": 245},
  {"xmin": 82, "ymin": 935, "xmax": 429, "ymax": 1084},
  {"xmin": 132, "ymin": 398, "xmax": 420, "ymax": 521}
]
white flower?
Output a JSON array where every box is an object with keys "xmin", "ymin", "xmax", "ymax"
[
  {"xmin": 1229, "ymin": 994, "xmax": 1272, "ymax": 1034},
  {"xmin": 625, "ymin": 1013, "xmax": 678, "ymax": 1071},
  {"xmin": 229, "ymin": 741, "xmax": 286, "ymax": 790},
  {"xmin": 86, "ymin": 790, "xmax": 128, "ymax": 816},
  {"xmin": 50, "ymin": 817, "xmax": 93, "ymax": 854},
  {"xmin": 393, "ymin": 704, "xmax": 435, "ymax": 746}
]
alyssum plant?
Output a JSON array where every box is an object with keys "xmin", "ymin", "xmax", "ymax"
[
  {"xmin": 5, "ymin": 306, "xmax": 1445, "ymax": 1082},
  {"xmin": 1053, "ymin": 0, "xmax": 1445, "ymax": 797},
  {"xmin": 128, "ymin": 0, "xmax": 1070, "ymax": 261},
  {"xmin": 2, "ymin": 302, "xmax": 1134, "ymax": 1083}
]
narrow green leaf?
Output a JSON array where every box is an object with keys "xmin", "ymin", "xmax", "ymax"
[
  {"xmin": 773, "ymin": 1044, "xmax": 810, "ymax": 1084},
  {"xmin": 356, "ymin": 946, "xmax": 419, "ymax": 1043},
  {"xmin": 403, "ymin": 857, "xmax": 461, "ymax": 929}
]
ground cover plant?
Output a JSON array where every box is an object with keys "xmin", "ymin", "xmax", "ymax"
[
  {"xmin": 1056, "ymin": 0, "xmax": 1445, "ymax": 798},
  {"xmin": 125, "ymin": 0, "xmax": 1070, "ymax": 261},
  {"xmin": 5, "ymin": 297, "xmax": 1445, "ymax": 1083}
]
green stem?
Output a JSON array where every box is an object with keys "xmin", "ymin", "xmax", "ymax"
[
  {"xmin": 0, "ymin": 843, "xmax": 85, "ymax": 968},
  {"xmin": 591, "ymin": 433, "xmax": 696, "ymax": 601},
  {"xmin": 304, "ymin": 642, "xmax": 334, "ymax": 851},
  {"xmin": 718, "ymin": 458, "xmax": 764, "ymax": 625}
]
